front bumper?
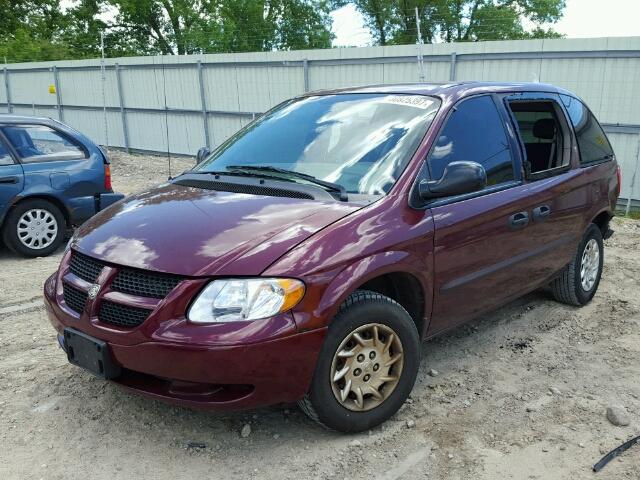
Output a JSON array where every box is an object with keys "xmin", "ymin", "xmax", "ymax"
[{"xmin": 44, "ymin": 272, "xmax": 326, "ymax": 410}]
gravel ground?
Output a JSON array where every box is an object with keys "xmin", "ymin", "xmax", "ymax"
[{"xmin": 1, "ymin": 151, "xmax": 639, "ymax": 479}]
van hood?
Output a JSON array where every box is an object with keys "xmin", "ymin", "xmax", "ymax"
[{"xmin": 73, "ymin": 183, "xmax": 361, "ymax": 276}]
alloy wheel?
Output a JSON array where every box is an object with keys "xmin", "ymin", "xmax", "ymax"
[
  {"xmin": 580, "ymin": 238, "xmax": 600, "ymax": 291},
  {"xmin": 330, "ymin": 323, "xmax": 404, "ymax": 411}
]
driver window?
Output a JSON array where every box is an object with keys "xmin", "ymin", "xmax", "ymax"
[
  {"xmin": 428, "ymin": 95, "xmax": 515, "ymax": 188},
  {"xmin": 1, "ymin": 125, "xmax": 87, "ymax": 163}
]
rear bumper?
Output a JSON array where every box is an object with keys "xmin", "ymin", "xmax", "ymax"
[
  {"xmin": 67, "ymin": 192, "xmax": 124, "ymax": 226},
  {"xmin": 98, "ymin": 192, "xmax": 125, "ymax": 211},
  {"xmin": 44, "ymin": 274, "xmax": 326, "ymax": 410}
]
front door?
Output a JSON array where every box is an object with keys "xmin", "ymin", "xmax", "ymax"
[{"xmin": 426, "ymin": 94, "xmax": 545, "ymax": 335}]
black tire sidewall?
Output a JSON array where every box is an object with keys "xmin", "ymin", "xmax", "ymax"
[
  {"xmin": 573, "ymin": 224, "xmax": 604, "ymax": 304},
  {"xmin": 3, "ymin": 199, "xmax": 65, "ymax": 257},
  {"xmin": 307, "ymin": 292, "xmax": 420, "ymax": 432}
]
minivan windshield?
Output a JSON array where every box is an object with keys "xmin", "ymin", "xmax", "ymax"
[{"xmin": 195, "ymin": 93, "xmax": 440, "ymax": 196}]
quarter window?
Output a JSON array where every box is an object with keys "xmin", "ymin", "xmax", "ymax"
[
  {"xmin": 0, "ymin": 140, "xmax": 13, "ymax": 165},
  {"xmin": 560, "ymin": 95, "xmax": 614, "ymax": 165},
  {"xmin": 1, "ymin": 125, "xmax": 86, "ymax": 163},
  {"xmin": 428, "ymin": 95, "xmax": 515, "ymax": 188}
]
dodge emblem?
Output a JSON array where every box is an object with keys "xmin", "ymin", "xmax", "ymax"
[{"xmin": 87, "ymin": 284, "xmax": 100, "ymax": 299}]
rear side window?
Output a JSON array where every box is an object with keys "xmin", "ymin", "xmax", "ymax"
[
  {"xmin": 1, "ymin": 125, "xmax": 87, "ymax": 163},
  {"xmin": 560, "ymin": 95, "xmax": 614, "ymax": 165},
  {"xmin": 428, "ymin": 95, "xmax": 515, "ymax": 188},
  {"xmin": 507, "ymin": 99, "xmax": 570, "ymax": 175}
]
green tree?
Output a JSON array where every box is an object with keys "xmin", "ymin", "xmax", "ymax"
[
  {"xmin": 0, "ymin": 0, "xmax": 70, "ymax": 62},
  {"xmin": 106, "ymin": 0, "xmax": 333, "ymax": 55},
  {"xmin": 347, "ymin": 0, "xmax": 566, "ymax": 46}
]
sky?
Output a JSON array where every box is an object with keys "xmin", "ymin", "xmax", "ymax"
[{"xmin": 330, "ymin": 0, "xmax": 640, "ymax": 47}]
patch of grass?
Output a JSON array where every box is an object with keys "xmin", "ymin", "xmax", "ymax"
[{"xmin": 615, "ymin": 209, "xmax": 640, "ymax": 220}]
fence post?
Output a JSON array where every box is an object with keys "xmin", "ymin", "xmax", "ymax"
[
  {"xmin": 115, "ymin": 63, "xmax": 130, "ymax": 153},
  {"xmin": 303, "ymin": 59, "xmax": 309, "ymax": 93},
  {"xmin": 52, "ymin": 66, "xmax": 63, "ymax": 121},
  {"xmin": 196, "ymin": 60, "xmax": 211, "ymax": 149},
  {"xmin": 626, "ymin": 133, "xmax": 640, "ymax": 216},
  {"xmin": 3, "ymin": 68, "xmax": 11, "ymax": 113},
  {"xmin": 449, "ymin": 52, "xmax": 457, "ymax": 81}
]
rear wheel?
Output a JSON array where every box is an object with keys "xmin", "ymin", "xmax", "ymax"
[
  {"xmin": 550, "ymin": 224, "xmax": 603, "ymax": 306},
  {"xmin": 298, "ymin": 290, "xmax": 420, "ymax": 432},
  {"xmin": 2, "ymin": 199, "xmax": 65, "ymax": 257}
]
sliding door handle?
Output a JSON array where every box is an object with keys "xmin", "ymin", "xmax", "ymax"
[
  {"xmin": 509, "ymin": 211, "xmax": 529, "ymax": 229},
  {"xmin": 533, "ymin": 204, "xmax": 551, "ymax": 222}
]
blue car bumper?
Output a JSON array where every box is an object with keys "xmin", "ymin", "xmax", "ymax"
[{"xmin": 67, "ymin": 192, "xmax": 125, "ymax": 225}]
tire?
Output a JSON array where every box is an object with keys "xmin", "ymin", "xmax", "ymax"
[
  {"xmin": 298, "ymin": 290, "xmax": 420, "ymax": 433},
  {"xmin": 2, "ymin": 199, "xmax": 65, "ymax": 257},
  {"xmin": 550, "ymin": 224, "xmax": 604, "ymax": 306}
]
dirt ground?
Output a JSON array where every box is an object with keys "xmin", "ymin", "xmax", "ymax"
[{"xmin": 1, "ymin": 151, "xmax": 639, "ymax": 479}]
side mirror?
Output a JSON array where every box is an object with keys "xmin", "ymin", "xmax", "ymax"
[
  {"xmin": 419, "ymin": 161, "xmax": 487, "ymax": 199},
  {"xmin": 196, "ymin": 147, "xmax": 210, "ymax": 164}
]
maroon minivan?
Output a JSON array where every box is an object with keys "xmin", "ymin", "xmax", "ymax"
[{"xmin": 44, "ymin": 82, "xmax": 620, "ymax": 432}]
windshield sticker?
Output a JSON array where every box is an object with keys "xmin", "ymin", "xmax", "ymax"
[{"xmin": 382, "ymin": 95, "xmax": 436, "ymax": 110}]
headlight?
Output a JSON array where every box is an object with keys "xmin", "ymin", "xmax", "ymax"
[{"xmin": 188, "ymin": 278, "xmax": 305, "ymax": 323}]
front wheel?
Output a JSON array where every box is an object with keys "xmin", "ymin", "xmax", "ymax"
[
  {"xmin": 550, "ymin": 223, "xmax": 604, "ymax": 306},
  {"xmin": 298, "ymin": 290, "xmax": 420, "ymax": 432}
]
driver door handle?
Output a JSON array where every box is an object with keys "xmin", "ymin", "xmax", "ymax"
[
  {"xmin": 509, "ymin": 211, "xmax": 529, "ymax": 229},
  {"xmin": 533, "ymin": 204, "xmax": 551, "ymax": 222}
]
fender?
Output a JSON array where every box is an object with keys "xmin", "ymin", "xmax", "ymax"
[{"xmin": 292, "ymin": 250, "xmax": 434, "ymax": 338}]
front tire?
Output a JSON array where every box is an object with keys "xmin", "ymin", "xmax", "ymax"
[
  {"xmin": 299, "ymin": 290, "xmax": 420, "ymax": 432},
  {"xmin": 2, "ymin": 199, "xmax": 65, "ymax": 257},
  {"xmin": 550, "ymin": 224, "xmax": 604, "ymax": 306}
]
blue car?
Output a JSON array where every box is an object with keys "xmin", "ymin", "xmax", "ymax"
[{"xmin": 0, "ymin": 115, "xmax": 124, "ymax": 257}]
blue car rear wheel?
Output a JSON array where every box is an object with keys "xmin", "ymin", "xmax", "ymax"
[{"xmin": 2, "ymin": 199, "xmax": 65, "ymax": 257}]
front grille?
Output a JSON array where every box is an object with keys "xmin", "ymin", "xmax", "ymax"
[
  {"xmin": 99, "ymin": 301, "xmax": 151, "ymax": 328},
  {"xmin": 69, "ymin": 251, "xmax": 104, "ymax": 283},
  {"xmin": 63, "ymin": 282, "xmax": 88, "ymax": 314},
  {"xmin": 112, "ymin": 269, "xmax": 182, "ymax": 299}
]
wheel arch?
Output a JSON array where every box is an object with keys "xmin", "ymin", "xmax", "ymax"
[
  {"xmin": 2, "ymin": 194, "xmax": 70, "ymax": 230},
  {"xmin": 590, "ymin": 209, "xmax": 612, "ymax": 237},
  {"xmin": 316, "ymin": 252, "xmax": 431, "ymax": 338}
]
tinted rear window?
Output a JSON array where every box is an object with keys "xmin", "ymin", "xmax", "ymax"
[{"xmin": 560, "ymin": 95, "xmax": 614, "ymax": 165}]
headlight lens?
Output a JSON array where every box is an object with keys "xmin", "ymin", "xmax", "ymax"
[{"xmin": 188, "ymin": 278, "xmax": 305, "ymax": 323}]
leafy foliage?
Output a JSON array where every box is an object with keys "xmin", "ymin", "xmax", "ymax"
[
  {"xmin": 349, "ymin": 0, "xmax": 566, "ymax": 45},
  {"xmin": 0, "ymin": 0, "xmax": 565, "ymax": 62}
]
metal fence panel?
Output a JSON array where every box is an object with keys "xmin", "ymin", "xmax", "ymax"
[
  {"xmin": 609, "ymin": 133, "xmax": 640, "ymax": 201},
  {"xmin": 1, "ymin": 37, "xmax": 639, "ymax": 202},
  {"xmin": 9, "ymin": 70, "xmax": 56, "ymax": 106},
  {"xmin": 0, "ymin": 70, "xmax": 6, "ymax": 106}
]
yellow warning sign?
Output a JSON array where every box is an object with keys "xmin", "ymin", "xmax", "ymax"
[{"xmin": 48, "ymin": 84, "xmax": 56, "ymax": 94}]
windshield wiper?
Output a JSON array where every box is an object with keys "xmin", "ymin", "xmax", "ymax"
[{"xmin": 225, "ymin": 165, "xmax": 348, "ymax": 201}]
